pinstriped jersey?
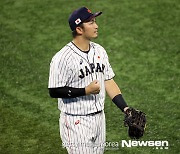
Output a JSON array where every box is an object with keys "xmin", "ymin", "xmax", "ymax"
[{"xmin": 48, "ymin": 41, "xmax": 115, "ymax": 115}]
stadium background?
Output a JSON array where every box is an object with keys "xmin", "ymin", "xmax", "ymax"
[{"xmin": 0, "ymin": 0, "xmax": 179, "ymax": 153}]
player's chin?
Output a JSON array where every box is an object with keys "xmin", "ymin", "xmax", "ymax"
[
  {"xmin": 88, "ymin": 33, "xmax": 98, "ymax": 40},
  {"xmin": 92, "ymin": 34, "xmax": 98, "ymax": 39}
]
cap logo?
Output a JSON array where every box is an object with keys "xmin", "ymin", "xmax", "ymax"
[
  {"xmin": 87, "ymin": 9, "xmax": 91, "ymax": 13},
  {"xmin": 75, "ymin": 18, "xmax": 81, "ymax": 25}
]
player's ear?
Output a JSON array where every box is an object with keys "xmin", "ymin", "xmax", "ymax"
[{"xmin": 76, "ymin": 26, "xmax": 83, "ymax": 35}]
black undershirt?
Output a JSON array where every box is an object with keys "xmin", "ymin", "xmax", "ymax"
[{"xmin": 49, "ymin": 87, "xmax": 86, "ymax": 98}]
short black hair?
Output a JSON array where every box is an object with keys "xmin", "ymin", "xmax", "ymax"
[{"xmin": 72, "ymin": 23, "xmax": 84, "ymax": 38}]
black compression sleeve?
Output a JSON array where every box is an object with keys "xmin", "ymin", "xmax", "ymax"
[
  {"xmin": 112, "ymin": 94, "xmax": 128, "ymax": 112},
  {"xmin": 49, "ymin": 87, "xmax": 86, "ymax": 98}
]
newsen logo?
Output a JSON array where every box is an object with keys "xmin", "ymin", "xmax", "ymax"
[{"xmin": 122, "ymin": 140, "xmax": 169, "ymax": 149}]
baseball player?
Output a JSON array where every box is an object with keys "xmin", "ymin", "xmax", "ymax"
[{"xmin": 48, "ymin": 7, "xmax": 129, "ymax": 154}]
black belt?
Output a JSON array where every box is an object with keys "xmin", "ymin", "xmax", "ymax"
[
  {"xmin": 64, "ymin": 110, "xmax": 102, "ymax": 116},
  {"xmin": 87, "ymin": 110, "xmax": 102, "ymax": 116}
]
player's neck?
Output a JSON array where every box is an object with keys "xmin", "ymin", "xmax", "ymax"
[{"xmin": 72, "ymin": 37, "xmax": 90, "ymax": 52}]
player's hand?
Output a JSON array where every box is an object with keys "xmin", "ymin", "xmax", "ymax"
[{"xmin": 85, "ymin": 80, "xmax": 100, "ymax": 95}]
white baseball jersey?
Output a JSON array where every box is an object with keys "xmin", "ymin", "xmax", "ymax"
[{"xmin": 48, "ymin": 41, "xmax": 115, "ymax": 115}]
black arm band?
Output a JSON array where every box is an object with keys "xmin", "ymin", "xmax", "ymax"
[
  {"xmin": 49, "ymin": 87, "xmax": 86, "ymax": 98},
  {"xmin": 112, "ymin": 94, "xmax": 128, "ymax": 112}
]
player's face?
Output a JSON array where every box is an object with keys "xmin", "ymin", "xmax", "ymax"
[{"xmin": 82, "ymin": 18, "xmax": 99, "ymax": 40}]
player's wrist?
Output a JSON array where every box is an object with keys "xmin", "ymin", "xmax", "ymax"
[
  {"xmin": 112, "ymin": 94, "xmax": 128, "ymax": 112},
  {"xmin": 123, "ymin": 107, "xmax": 129, "ymax": 113},
  {"xmin": 85, "ymin": 86, "xmax": 91, "ymax": 95}
]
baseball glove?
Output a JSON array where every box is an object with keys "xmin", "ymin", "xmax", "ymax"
[{"xmin": 124, "ymin": 107, "xmax": 146, "ymax": 139}]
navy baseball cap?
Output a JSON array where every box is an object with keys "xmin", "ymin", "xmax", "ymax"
[{"xmin": 68, "ymin": 7, "xmax": 102, "ymax": 31}]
